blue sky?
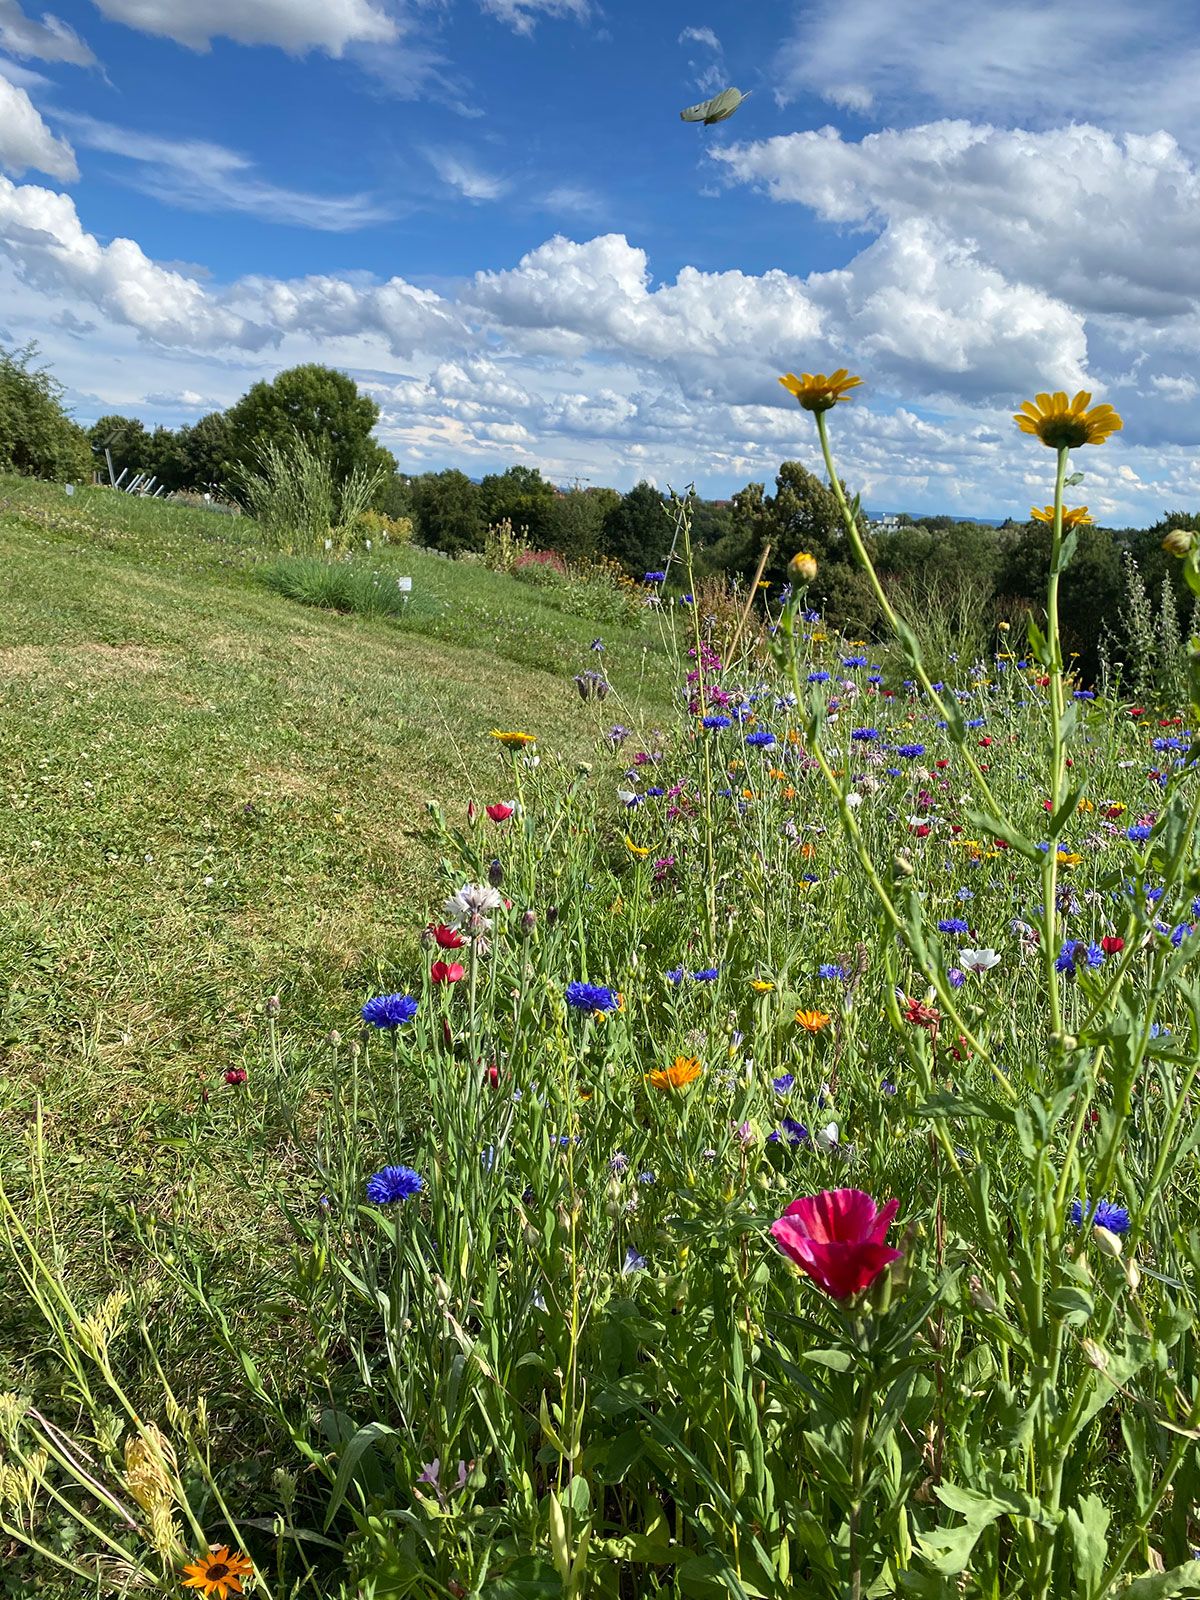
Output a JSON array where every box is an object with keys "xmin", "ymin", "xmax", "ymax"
[{"xmin": 3, "ymin": 0, "xmax": 1200, "ymax": 520}]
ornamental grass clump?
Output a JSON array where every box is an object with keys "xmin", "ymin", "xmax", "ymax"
[{"xmin": 2, "ymin": 370, "xmax": 1200, "ymax": 1600}]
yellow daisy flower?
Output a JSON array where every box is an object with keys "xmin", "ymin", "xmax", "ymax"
[
  {"xmin": 625, "ymin": 837, "xmax": 650, "ymax": 858},
  {"xmin": 779, "ymin": 369, "xmax": 863, "ymax": 413},
  {"xmin": 490, "ymin": 730, "xmax": 536, "ymax": 748},
  {"xmin": 1030, "ymin": 505, "xmax": 1094, "ymax": 527},
  {"xmin": 182, "ymin": 1549, "xmax": 254, "ymax": 1599},
  {"xmin": 1014, "ymin": 391, "xmax": 1122, "ymax": 449},
  {"xmin": 750, "ymin": 979, "xmax": 775, "ymax": 993}
]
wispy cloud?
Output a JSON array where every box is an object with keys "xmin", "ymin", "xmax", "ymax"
[
  {"xmin": 61, "ymin": 114, "xmax": 393, "ymax": 230},
  {"xmin": 678, "ymin": 22, "xmax": 726, "ymax": 95},
  {"xmin": 540, "ymin": 183, "xmax": 603, "ymax": 219},
  {"xmin": 678, "ymin": 25, "xmax": 721, "ymax": 51},
  {"xmin": 426, "ymin": 146, "xmax": 511, "ymax": 202},
  {"xmin": 0, "ymin": 0, "xmax": 94, "ymax": 65}
]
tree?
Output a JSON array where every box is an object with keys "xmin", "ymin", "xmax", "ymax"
[
  {"xmin": 999, "ymin": 520, "xmax": 1123, "ymax": 681},
  {"xmin": 602, "ymin": 481, "xmax": 670, "ymax": 576},
  {"xmin": 549, "ymin": 487, "xmax": 620, "ymax": 563},
  {"xmin": 703, "ymin": 462, "xmax": 881, "ymax": 632},
  {"xmin": 88, "ymin": 412, "xmax": 150, "ymax": 483},
  {"xmin": 479, "ymin": 464, "xmax": 558, "ymax": 546},
  {"xmin": 224, "ymin": 364, "xmax": 395, "ymax": 488},
  {"xmin": 409, "ymin": 469, "xmax": 485, "ymax": 554},
  {"xmin": 0, "ymin": 344, "xmax": 92, "ymax": 482}
]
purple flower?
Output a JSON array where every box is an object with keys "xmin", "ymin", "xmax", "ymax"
[{"xmin": 773, "ymin": 1073, "xmax": 795, "ymax": 1095}]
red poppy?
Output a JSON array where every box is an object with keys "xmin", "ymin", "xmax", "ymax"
[
  {"xmin": 1101, "ymin": 937, "xmax": 1124, "ymax": 955},
  {"xmin": 994, "ymin": 838, "xmax": 1009, "ymax": 850},
  {"xmin": 1128, "ymin": 707, "xmax": 1145, "ymax": 717},
  {"xmin": 432, "ymin": 925, "xmax": 465, "ymax": 949},
  {"xmin": 224, "ymin": 1068, "xmax": 247, "ymax": 1086},
  {"xmin": 913, "ymin": 823, "xmax": 931, "ymax": 838},
  {"xmin": 486, "ymin": 803, "xmax": 514, "ymax": 822},
  {"xmin": 770, "ymin": 1189, "xmax": 902, "ymax": 1301},
  {"xmin": 431, "ymin": 961, "xmax": 465, "ymax": 984},
  {"xmin": 978, "ymin": 736, "xmax": 992, "ymax": 747},
  {"xmin": 935, "ymin": 759, "xmax": 949, "ymax": 769}
]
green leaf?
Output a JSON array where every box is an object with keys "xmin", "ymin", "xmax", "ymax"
[
  {"xmin": 322, "ymin": 1420, "xmax": 400, "ymax": 1529},
  {"xmin": 1065, "ymin": 1493, "xmax": 1109, "ymax": 1597},
  {"xmin": 1123, "ymin": 1561, "xmax": 1200, "ymax": 1598}
]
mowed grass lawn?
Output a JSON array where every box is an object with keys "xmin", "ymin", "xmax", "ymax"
[{"xmin": 0, "ymin": 477, "xmax": 673, "ymax": 1164}]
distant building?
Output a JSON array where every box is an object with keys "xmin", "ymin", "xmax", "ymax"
[{"xmin": 869, "ymin": 514, "xmax": 902, "ymax": 532}]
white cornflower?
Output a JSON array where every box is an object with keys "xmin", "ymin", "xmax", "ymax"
[{"xmin": 443, "ymin": 882, "xmax": 503, "ymax": 930}]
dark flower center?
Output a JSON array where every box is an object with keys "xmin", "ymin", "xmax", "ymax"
[{"xmin": 207, "ymin": 1564, "xmax": 229, "ymax": 1580}]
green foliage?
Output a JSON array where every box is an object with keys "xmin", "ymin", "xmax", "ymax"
[
  {"xmin": 601, "ymin": 479, "xmax": 669, "ymax": 575},
  {"xmin": 0, "ymin": 345, "xmax": 92, "ymax": 483},
  {"xmin": 548, "ymin": 487, "xmax": 619, "ymax": 564},
  {"xmin": 1000, "ymin": 518, "xmax": 1123, "ymax": 680},
  {"xmin": 232, "ymin": 429, "xmax": 387, "ymax": 553},
  {"xmin": 223, "ymin": 363, "xmax": 396, "ymax": 489},
  {"xmin": 409, "ymin": 469, "xmax": 486, "ymax": 555},
  {"xmin": 479, "ymin": 464, "xmax": 558, "ymax": 547}
]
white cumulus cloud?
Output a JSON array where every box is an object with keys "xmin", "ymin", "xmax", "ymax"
[
  {"xmin": 0, "ymin": 0, "xmax": 94, "ymax": 63},
  {"xmin": 88, "ymin": 0, "xmax": 396, "ymax": 54},
  {"xmin": 0, "ymin": 74, "xmax": 77, "ymax": 178}
]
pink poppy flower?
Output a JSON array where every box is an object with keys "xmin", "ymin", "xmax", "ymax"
[
  {"xmin": 486, "ymin": 803, "xmax": 515, "ymax": 823},
  {"xmin": 770, "ymin": 1188, "xmax": 902, "ymax": 1301},
  {"xmin": 430, "ymin": 961, "xmax": 465, "ymax": 984}
]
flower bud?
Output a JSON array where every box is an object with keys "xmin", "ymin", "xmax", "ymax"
[
  {"xmin": 488, "ymin": 859, "xmax": 504, "ymax": 888},
  {"xmin": 546, "ymin": 905, "xmax": 559, "ymax": 927},
  {"xmin": 788, "ymin": 551, "xmax": 818, "ymax": 583},
  {"xmin": 1093, "ymin": 1225, "xmax": 1123, "ymax": 1259},
  {"xmin": 520, "ymin": 908, "xmax": 537, "ymax": 937},
  {"xmin": 1125, "ymin": 1257, "xmax": 1141, "ymax": 1292},
  {"xmin": 265, "ymin": 994, "xmax": 281, "ymax": 1017},
  {"xmin": 1162, "ymin": 527, "xmax": 1195, "ymax": 557},
  {"xmin": 968, "ymin": 1273, "xmax": 998, "ymax": 1314},
  {"xmin": 466, "ymin": 800, "xmax": 478, "ymax": 827},
  {"xmin": 325, "ymin": 1029, "xmax": 342, "ymax": 1047},
  {"xmin": 1081, "ymin": 1338, "xmax": 1109, "ymax": 1373}
]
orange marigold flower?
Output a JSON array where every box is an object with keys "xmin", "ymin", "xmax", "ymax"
[
  {"xmin": 1030, "ymin": 505, "xmax": 1094, "ymax": 527},
  {"xmin": 795, "ymin": 1009, "xmax": 832, "ymax": 1032},
  {"xmin": 1014, "ymin": 391, "xmax": 1122, "ymax": 449},
  {"xmin": 647, "ymin": 1055, "xmax": 703, "ymax": 1091},
  {"xmin": 780, "ymin": 369, "xmax": 863, "ymax": 413},
  {"xmin": 182, "ymin": 1548, "xmax": 254, "ymax": 1599}
]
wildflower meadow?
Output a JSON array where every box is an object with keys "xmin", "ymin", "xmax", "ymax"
[{"xmin": 4, "ymin": 377, "xmax": 1200, "ymax": 1599}]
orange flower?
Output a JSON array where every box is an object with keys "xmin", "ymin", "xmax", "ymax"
[
  {"xmin": 490, "ymin": 730, "xmax": 536, "ymax": 748},
  {"xmin": 799, "ymin": 843, "xmax": 815, "ymax": 858},
  {"xmin": 795, "ymin": 1009, "xmax": 831, "ymax": 1032},
  {"xmin": 647, "ymin": 1055, "xmax": 703, "ymax": 1091},
  {"xmin": 182, "ymin": 1549, "xmax": 254, "ymax": 1599}
]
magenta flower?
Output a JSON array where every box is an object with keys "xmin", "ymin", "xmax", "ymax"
[{"xmin": 771, "ymin": 1188, "xmax": 902, "ymax": 1300}]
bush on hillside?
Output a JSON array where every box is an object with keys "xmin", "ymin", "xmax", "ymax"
[{"xmin": 0, "ymin": 344, "xmax": 93, "ymax": 483}]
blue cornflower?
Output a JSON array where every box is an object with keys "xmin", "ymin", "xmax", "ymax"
[
  {"xmin": 1069, "ymin": 1198, "xmax": 1131, "ymax": 1234},
  {"xmin": 965, "ymin": 718, "xmax": 985, "ymax": 728},
  {"xmin": 609, "ymin": 1151, "xmax": 628, "ymax": 1173},
  {"xmin": 366, "ymin": 1165, "xmax": 423, "ymax": 1204},
  {"xmin": 682, "ymin": 592, "xmax": 694, "ymax": 604},
  {"xmin": 868, "ymin": 673, "xmax": 882, "ymax": 685},
  {"xmin": 948, "ymin": 969, "xmax": 965, "ymax": 988},
  {"xmin": 842, "ymin": 655, "xmax": 867, "ymax": 668},
  {"xmin": 644, "ymin": 570, "xmax": 665, "ymax": 582},
  {"xmin": 590, "ymin": 638, "xmax": 605, "ymax": 652},
  {"xmin": 887, "ymin": 768, "xmax": 901, "ymax": 777},
  {"xmin": 957, "ymin": 887, "xmax": 974, "ymax": 902},
  {"xmin": 745, "ymin": 730, "xmax": 776, "ymax": 748},
  {"xmin": 773, "ymin": 1073, "xmax": 795, "ymax": 1094},
  {"xmin": 1126, "ymin": 824, "xmax": 1151, "ymax": 844},
  {"xmin": 702, "ymin": 713, "xmax": 732, "ymax": 729},
  {"xmin": 691, "ymin": 967, "xmax": 720, "ymax": 982},
  {"xmin": 897, "ymin": 744, "xmax": 926, "ymax": 758},
  {"xmin": 362, "ymin": 993, "xmax": 418, "ymax": 1029},
  {"xmin": 819, "ymin": 963, "xmax": 847, "ymax": 979},
  {"xmin": 666, "ymin": 967, "xmax": 685, "ymax": 985},
  {"xmin": 851, "ymin": 728, "xmax": 879, "ymax": 741},
  {"xmin": 1073, "ymin": 690, "xmax": 1095, "ymax": 700},
  {"xmin": 565, "ymin": 981, "xmax": 620, "ymax": 1012},
  {"xmin": 807, "ymin": 670, "xmax": 831, "ymax": 684},
  {"xmin": 622, "ymin": 1246, "xmax": 648, "ymax": 1274},
  {"xmin": 880, "ymin": 1080, "xmax": 897, "ymax": 1096},
  {"xmin": 1172, "ymin": 923, "xmax": 1193, "ymax": 948},
  {"xmin": 637, "ymin": 1170, "xmax": 656, "ymax": 1185},
  {"xmin": 938, "ymin": 918, "xmax": 970, "ymax": 934},
  {"xmin": 645, "ymin": 785, "xmax": 664, "ymax": 797}
]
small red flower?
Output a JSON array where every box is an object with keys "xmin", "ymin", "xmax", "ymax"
[
  {"xmin": 224, "ymin": 1068, "xmax": 247, "ymax": 1086},
  {"xmin": 486, "ymin": 803, "xmax": 514, "ymax": 823},
  {"xmin": 431, "ymin": 961, "xmax": 465, "ymax": 984},
  {"xmin": 935, "ymin": 759, "xmax": 949, "ymax": 769},
  {"xmin": 770, "ymin": 1189, "xmax": 902, "ymax": 1301},
  {"xmin": 994, "ymin": 838, "xmax": 1009, "ymax": 850},
  {"xmin": 1101, "ymin": 937, "xmax": 1124, "ymax": 955},
  {"xmin": 1128, "ymin": 707, "xmax": 1145, "ymax": 717},
  {"xmin": 913, "ymin": 823, "xmax": 931, "ymax": 839},
  {"xmin": 487, "ymin": 1064, "xmax": 500, "ymax": 1089},
  {"xmin": 978, "ymin": 736, "xmax": 992, "ymax": 747},
  {"xmin": 432, "ymin": 925, "xmax": 466, "ymax": 949},
  {"xmin": 902, "ymin": 996, "xmax": 940, "ymax": 1033}
]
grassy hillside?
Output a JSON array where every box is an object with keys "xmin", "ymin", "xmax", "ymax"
[{"xmin": 0, "ymin": 478, "xmax": 673, "ymax": 1114}]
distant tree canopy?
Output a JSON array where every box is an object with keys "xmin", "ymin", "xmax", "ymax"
[
  {"xmin": 224, "ymin": 364, "xmax": 396, "ymax": 488},
  {"xmin": 479, "ymin": 464, "xmax": 558, "ymax": 546},
  {"xmin": 0, "ymin": 345, "xmax": 92, "ymax": 482},
  {"xmin": 408, "ymin": 469, "xmax": 485, "ymax": 555},
  {"xmin": 601, "ymin": 480, "xmax": 670, "ymax": 576}
]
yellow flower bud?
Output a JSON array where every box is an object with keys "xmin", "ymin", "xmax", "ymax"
[
  {"xmin": 1162, "ymin": 528, "xmax": 1195, "ymax": 557},
  {"xmin": 788, "ymin": 551, "xmax": 818, "ymax": 583}
]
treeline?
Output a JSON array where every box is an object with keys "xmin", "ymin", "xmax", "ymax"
[{"xmin": 1, "ymin": 347, "xmax": 1194, "ymax": 685}]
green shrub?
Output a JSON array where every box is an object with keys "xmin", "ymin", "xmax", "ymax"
[
  {"xmin": 261, "ymin": 555, "xmax": 417, "ymax": 617},
  {"xmin": 0, "ymin": 344, "xmax": 93, "ymax": 483}
]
